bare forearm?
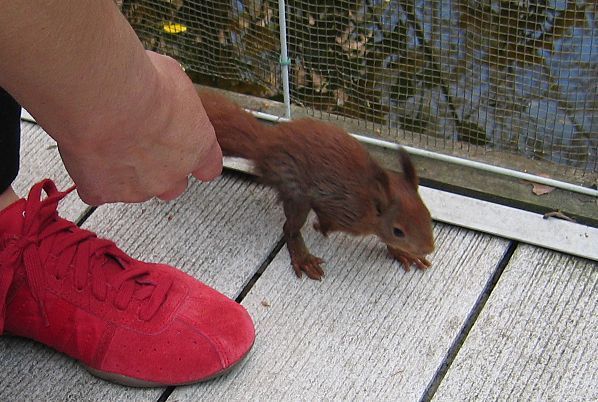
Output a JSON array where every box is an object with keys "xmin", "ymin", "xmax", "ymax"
[
  {"xmin": 0, "ymin": 0, "xmax": 163, "ymax": 147},
  {"xmin": 0, "ymin": 1, "xmax": 222, "ymax": 204}
]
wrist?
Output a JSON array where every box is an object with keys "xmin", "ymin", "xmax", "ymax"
[{"xmin": 59, "ymin": 55, "xmax": 170, "ymax": 155}]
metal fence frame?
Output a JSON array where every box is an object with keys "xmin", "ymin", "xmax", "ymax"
[{"xmin": 265, "ymin": 0, "xmax": 597, "ymax": 197}]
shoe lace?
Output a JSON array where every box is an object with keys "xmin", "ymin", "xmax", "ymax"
[{"xmin": 0, "ymin": 179, "xmax": 172, "ymax": 334}]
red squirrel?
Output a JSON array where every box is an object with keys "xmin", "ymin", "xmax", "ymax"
[{"xmin": 197, "ymin": 88, "xmax": 435, "ymax": 280}]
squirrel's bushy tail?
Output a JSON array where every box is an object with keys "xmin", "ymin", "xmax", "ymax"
[{"xmin": 197, "ymin": 88, "xmax": 267, "ymax": 160}]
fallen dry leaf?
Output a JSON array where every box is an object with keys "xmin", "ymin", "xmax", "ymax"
[
  {"xmin": 532, "ymin": 182, "xmax": 555, "ymax": 195},
  {"xmin": 530, "ymin": 174, "xmax": 555, "ymax": 196}
]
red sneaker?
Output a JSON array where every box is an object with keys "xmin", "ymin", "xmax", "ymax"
[{"xmin": 0, "ymin": 179, "xmax": 255, "ymax": 387}]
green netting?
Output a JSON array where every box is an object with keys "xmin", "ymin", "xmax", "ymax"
[{"xmin": 119, "ymin": 0, "xmax": 597, "ymax": 178}]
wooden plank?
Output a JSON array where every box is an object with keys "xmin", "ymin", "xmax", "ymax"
[
  {"xmin": 0, "ymin": 337, "xmax": 160, "ymax": 401},
  {"xmin": 14, "ymin": 122, "xmax": 88, "ymax": 222},
  {"xmin": 420, "ymin": 187, "xmax": 598, "ymax": 262},
  {"xmin": 433, "ymin": 246, "xmax": 597, "ymax": 401},
  {"xmin": 82, "ymin": 173, "xmax": 284, "ymax": 298},
  {"xmin": 20, "ymin": 108, "xmax": 36, "ymax": 124},
  {"xmin": 171, "ymin": 223, "xmax": 510, "ymax": 400}
]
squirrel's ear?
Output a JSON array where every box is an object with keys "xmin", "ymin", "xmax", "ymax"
[
  {"xmin": 399, "ymin": 147, "xmax": 418, "ymax": 189},
  {"xmin": 371, "ymin": 162, "xmax": 391, "ymax": 216}
]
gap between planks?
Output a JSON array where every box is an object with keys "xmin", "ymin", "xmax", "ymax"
[{"xmin": 419, "ymin": 241, "xmax": 519, "ymax": 402}]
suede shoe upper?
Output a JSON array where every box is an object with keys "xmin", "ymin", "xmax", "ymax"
[{"xmin": 0, "ymin": 179, "xmax": 254, "ymax": 386}]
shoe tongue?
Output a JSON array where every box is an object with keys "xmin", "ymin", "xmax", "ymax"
[{"xmin": 0, "ymin": 199, "xmax": 26, "ymax": 236}]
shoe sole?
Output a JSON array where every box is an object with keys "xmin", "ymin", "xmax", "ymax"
[
  {"xmin": 4, "ymin": 333, "xmax": 253, "ymax": 388},
  {"xmin": 84, "ymin": 340, "xmax": 254, "ymax": 388}
]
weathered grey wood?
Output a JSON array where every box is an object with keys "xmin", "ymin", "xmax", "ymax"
[
  {"xmin": 420, "ymin": 186, "xmax": 598, "ymax": 261},
  {"xmin": 172, "ymin": 223, "xmax": 510, "ymax": 400},
  {"xmin": 433, "ymin": 246, "xmax": 597, "ymax": 401},
  {"xmin": 14, "ymin": 122, "xmax": 88, "ymax": 222},
  {"xmin": 82, "ymin": 173, "xmax": 284, "ymax": 298},
  {"xmin": 1, "ymin": 124, "xmax": 158, "ymax": 401},
  {"xmin": 0, "ymin": 336, "xmax": 159, "ymax": 402},
  {"xmin": 1, "ymin": 171, "xmax": 283, "ymax": 401}
]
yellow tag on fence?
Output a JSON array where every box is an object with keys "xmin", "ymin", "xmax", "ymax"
[{"xmin": 163, "ymin": 23, "xmax": 188, "ymax": 34}]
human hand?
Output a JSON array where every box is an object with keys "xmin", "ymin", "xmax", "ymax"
[
  {"xmin": 145, "ymin": 51, "xmax": 223, "ymax": 201},
  {"xmin": 57, "ymin": 51, "xmax": 222, "ymax": 205}
]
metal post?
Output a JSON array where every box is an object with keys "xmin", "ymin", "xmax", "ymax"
[{"xmin": 278, "ymin": 0, "xmax": 292, "ymax": 119}]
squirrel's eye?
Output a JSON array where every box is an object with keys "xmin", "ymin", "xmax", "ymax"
[{"xmin": 393, "ymin": 227, "xmax": 405, "ymax": 237}]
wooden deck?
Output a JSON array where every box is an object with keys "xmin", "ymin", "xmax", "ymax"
[{"xmin": 1, "ymin": 122, "xmax": 596, "ymax": 401}]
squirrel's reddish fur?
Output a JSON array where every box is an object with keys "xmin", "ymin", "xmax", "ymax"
[{"xmin": 198, "ymin": 88, "xmax": 435, "ymax": 280}]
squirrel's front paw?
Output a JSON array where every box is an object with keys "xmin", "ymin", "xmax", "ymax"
[
  {"xmin": 291, "ymin": 254, "xmax": 325, "ymax": 280},
  {"xmin": 387, "ymin": 246, "xmax": 432, "ymax": 272}
]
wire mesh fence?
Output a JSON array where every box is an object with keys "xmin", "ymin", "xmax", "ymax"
[{"xmin": 118, "ymin": 0, "xmax": 597, "ymax": 186}]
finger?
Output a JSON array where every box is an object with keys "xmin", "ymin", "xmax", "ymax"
[
  {"xmin": 192, "ymin": 140, "xmax": 223, "ymax": 182},
  {"xmin": 76, "ymin": 189, "xmax": 105, "ymax": 206},
  {"xmin": 77, "ymin": 184, "xmax": 153, "ymax": 205},
  {"xmin": 157, "ymin": 177, "xmax": 188, "ymax": 201}
]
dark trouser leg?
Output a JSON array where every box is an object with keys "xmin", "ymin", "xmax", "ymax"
[{"xmin": 0, "ymin": 87, "xmax": 21, "ymax": 193}]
